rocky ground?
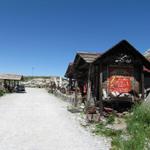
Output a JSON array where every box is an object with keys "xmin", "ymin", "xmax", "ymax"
[{"xmin": 0, "ymin": 88, "xmax": 111, "ymax": 150}]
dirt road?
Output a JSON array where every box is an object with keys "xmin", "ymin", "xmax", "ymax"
[{"xmin": 0, "ymin": 88, "xmax": 110, "ymax": 150}]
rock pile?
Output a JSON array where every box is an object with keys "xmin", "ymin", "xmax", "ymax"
[{"xmin": 22, "ymin": 76, "xmax": 68, "ymax": 88}]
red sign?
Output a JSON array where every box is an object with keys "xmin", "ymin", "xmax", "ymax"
[
  {"xmin": 109, "ymin": 76, "xmax": 131, "ymax": 93},
  {"xmin": 109, "ymin": 67, "xmax": 132, "ymax": 93}
]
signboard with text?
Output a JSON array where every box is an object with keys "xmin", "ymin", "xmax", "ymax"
[{"xmin": 109, "ymin": 67, "xmax": 132, "ymax": 93}]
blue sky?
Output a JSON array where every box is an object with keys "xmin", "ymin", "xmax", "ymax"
[{"xmin": 0, "ymin": 0, "xmax": 150, "ymax": 76}]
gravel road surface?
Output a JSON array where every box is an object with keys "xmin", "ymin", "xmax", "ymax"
[{"xmin": 0, "ymin": 88, "xmax": 110, "ymax": 150}]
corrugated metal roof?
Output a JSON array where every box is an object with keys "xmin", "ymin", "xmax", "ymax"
[{"xmin": 0, "ymin": 74, "xmax": 23, "ymax": 80}]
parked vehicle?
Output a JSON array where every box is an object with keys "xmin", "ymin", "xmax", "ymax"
[{"xmin": 15, "ymin": 85, "xmax": 25, "ymax": 93}]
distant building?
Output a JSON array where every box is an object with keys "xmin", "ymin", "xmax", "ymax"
[{"xmin": 0, "ymin": 74, "xmax": 24, "ymax": 92}]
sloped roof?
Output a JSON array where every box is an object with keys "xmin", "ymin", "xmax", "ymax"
[
  {"xmin": 74, "ymin": 52, "xmax": 101, "ymax": 68},
  {"xmin": 144, "ymin": 49, "xmax": 150, "ymax": 56},
  {"xmin": 0, "ymin": 74, "xmax": 23, "ymax": 80},
  {"xmin": 65, "ymin": 52, "xmax": 101, "ymax": 79},
  {"xmin": 76, "ymin": 52, "xmax": 101, "ymax": 63},
  {"xmin": 94, "ymin": 40, "xmax": 150, "ymax": 69}
]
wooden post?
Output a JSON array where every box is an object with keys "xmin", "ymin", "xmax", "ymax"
[
  {"xmin": 74, "ymin": 80, "xmax": 78, "ymax": 107},
  {"xmin": 106, "ymin": 65, "xmax": 109, "ymax": 94},
  {"xmin": 99, "ymin": 64, "xmax": 103, "ymax": 116},
  {"xmin": 68, "ymin": 78, "xmax": 71, "ymax": 92},
  {"xmin": 86, "ymin": 64, "xmax": 92, "ymax": 107},
  {"xmin": 13, "ymin": 80, "xmax": 15, "ymax": 87},
  {"xmin": 94, "ymin": 66, "xmax": 98, "ymax": 102},
  {"xmin": 141, "ymin": 67, "xmax": 145, "ymax": 99},
  {"xmin": 96, "ymin": 65, "xmax": 100, "ymax": 101},
  {"xmin": 4, "ymin": 80, "xmax": 6, "ymax": 88}
]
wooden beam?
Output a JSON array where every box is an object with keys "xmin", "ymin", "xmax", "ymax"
[
  {"xmin": 99, "ymin": 64, "xmax": 103, "ymax": 116},
  {"xmin": 141, "ymin": 67, "xmax": 145, "ymax": 99},
  {"xmin": 95, "ymin": 65, "xmax": 100, "ymax": 100},
  {"xmin": 74, "ymin": 80, "xmax": 78, "ymax": 107},
  {"xmin": 86, "ymin": 64, "xmax": 92, "ymax": 106}
]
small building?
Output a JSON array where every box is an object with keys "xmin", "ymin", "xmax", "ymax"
[
  {"xmin": 73, "ymin": 52, "xmax": 101, "ymax": 104},
  {"xmin": 65, "ymin": 52, "xmax": 101, "ymax": 106},
  {"xmin": 65, "ymin": 40, "xmax": 150, "ymax": 112},
  {"xmin": 89, "ymin": 40, "xmax": 150, "ymax": 113},
  {"xmin": 0, "ymin": 74, "xmax": 24, "ymax": 92}
]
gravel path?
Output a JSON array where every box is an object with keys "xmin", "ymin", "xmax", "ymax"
[{"xmin": 0, "ymin": 88, "xmax": 110, "ymax": 150}]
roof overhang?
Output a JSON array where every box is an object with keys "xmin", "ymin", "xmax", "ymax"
[{"xmin": 0, "ymin": 74, "xmax": 24, "ymax": 81}]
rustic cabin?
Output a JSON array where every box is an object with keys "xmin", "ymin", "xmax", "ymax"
[
  {"xmin": 93, "ymin": 40, "xmax": 150, "ymax": 111},
  {"xmin": 64, "ymin": 40, "xmax": 150, "ymax": 113},
  {"xmin": 0, "ymin": 74, "xmax": 24, "ymax": 92},
  {"xmin": 72, "ymin": 52, "xmax": 101, "ymax": 105}
]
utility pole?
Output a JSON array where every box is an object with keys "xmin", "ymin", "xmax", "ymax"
[{"xmin": 32, "ymin": 67, "xmax": 35, "ymax": 78}]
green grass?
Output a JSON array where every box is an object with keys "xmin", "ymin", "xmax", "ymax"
[
  {"xmin": 0, "ymin": 89, "xmax": 5, "ymax": 96},
  {"xmin": 106, "ymin": 114, "xmax": 115, "ymax": 124},
  {"xmin": 93, "ymin": 123, "xmax": 122, "ymax": 138},
  {"xmin": 112, "ymin": 104, "xmax": 150, "ymax": 150},
  {"xmin": 93, "ymin": 104, "xmax": 150, "ymax": 150}
]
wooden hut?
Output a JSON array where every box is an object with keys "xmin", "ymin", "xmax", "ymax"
[
  {"xmin": 0, "ymin": 74, "xmax": 24, "ymax": 92},
  {"xmin": 72, "ymin": 52, "xmax": 101, "ymax": 106},
  {"xmin": 93, "ymin": 40, "xmax": 150, "ymax": 109},
  {"xmin": 65, "ymin": 40, "xmax": 150, "ymax": 113}
]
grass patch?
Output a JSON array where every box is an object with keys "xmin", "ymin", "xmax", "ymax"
[
  {"xmin": 92, "ymin": 104, "xmax": 150, "ymax": 149},
  {"xmin": 106, "ymin": 114, "xmax": 115, "ymax": 124},
  {"xmin": 93, "ymin": 114, "xmax": 122, "ymax": 138},
  {"xmin": 112, "ymin": 104, "xmax": 150, "ymax": 150},
  {"xmin": 94, "ymin": 123, "xmax": 122, "ymax": 138},
  {"xmin": 0, "ymin": 89, "xmax": 5, "ymax": 96}
]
